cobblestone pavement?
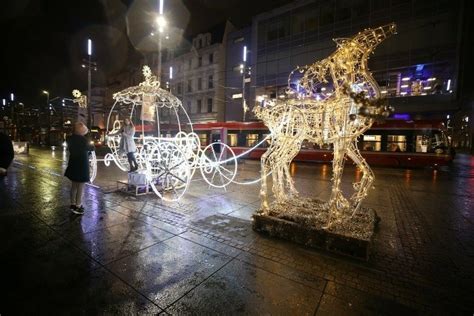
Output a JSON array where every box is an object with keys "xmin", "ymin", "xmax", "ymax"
[{"xmin": 1, "ymin": 147, "xmax": 473, "ymax": 314}]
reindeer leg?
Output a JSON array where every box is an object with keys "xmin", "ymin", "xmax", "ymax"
[
  {"xmin": 346, "ymin": 142, "xmax": 374, "ymax": 216},
  {"xmin": 327, "ymin": 141, "xmax": 350, "ymax": 226},
  {"xmin": 283, "ymin": 138, "xmax": 302, "ymax": 198},
  {"xmin": 260, "ymin": 148, "xmax": 271, "ymax": 212}
]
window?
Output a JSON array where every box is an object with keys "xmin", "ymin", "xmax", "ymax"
[
  {"xmin": 198, "ymin": 133, "xmax": 208, "ymax": 146},
  {"xmin": 208, "ymin": 53, "xmax": 213, "ymax": 64},
  {"xmin": 227, "ymin": 133, "xmax": 238, "ymax": 146},
  {"xmin": 187, "ymin": 79, "xmax": 192, "ymax": 93},
  {"xmin": 197, "ymin": 78, "xmax": 202, "ymax": 90},
  {"xmin": 415, "ymin": 135, "xmax": 430, "ymax": 153},
  {"xmin": 186, "ymin": 101, "xmax": 191, "ymax": 112},
  {"xmin": 246, "ymin": 133, "xmax": 259, "ymax": 147},
  {"xmin": 197, "ymin": 99, "xmax": 202, "ymax": 113},
  {"xmin": 208, "ymin": 75, "xmax": 213, "ymax": 89},
  {"xmin": 387, "ymin": 135, "xmax": 407, "ymax": 152},
  {"xmin": 177, "ymin": 82, "xmax": 182, "ymax": 94},
  {"xmin": 361, "ymin": 135, "xmax": 381, "ymax": 151},
  {"xmin": 188, "ymin": 59, "xmax": 192, "ymax": 69},
  {"xmin": 198, "ymin": 56, "xmax": 202, "ymax": 67},
  {"xmin": 207, "ymin": 98, "xmax": 213, "ymax": 112},
  {"xmin": 232, "ymin": 93, "xmax": 242, "ymax": 99}
]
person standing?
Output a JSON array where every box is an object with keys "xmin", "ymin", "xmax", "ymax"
[
  {"xmin": 120, "ymin": 118, "xmax": 138, "ymax": 172},
  {"xmin": 0, "ymin": 131, "xmax": 14, "ymax": 176},
  {"xmin": 64, "ymin": 122, "xmax": 94, "ymax": 214}
]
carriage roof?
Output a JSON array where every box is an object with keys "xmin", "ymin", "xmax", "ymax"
[{"xmin": 112, "ymin": 65, "xmax": 182, "ymax": 109}]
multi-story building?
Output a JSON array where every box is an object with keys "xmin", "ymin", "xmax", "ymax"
[
  {"xmin": 162, "ymin": 21, "xmax": 235, "ymax": 123},
  {"xmin": 224, "ymin": 27, "xmax": 252, "ymax": 122},
  {"xmin": 243, "ymin": 0, "xmax": 465, "ymax": 126}
]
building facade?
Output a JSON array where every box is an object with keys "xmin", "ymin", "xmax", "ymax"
[
  {"xmin": 162, "ymin": 21, "xmax": 235, "ymax": 123},
  {"xmin": 246, "ymin": 0, "xmax": 464, "ymax": 123}
]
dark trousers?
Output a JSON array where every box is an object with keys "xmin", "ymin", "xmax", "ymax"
[{"xmin": 127, "ymin": 152, "xmax": 138, "ymax": 171}]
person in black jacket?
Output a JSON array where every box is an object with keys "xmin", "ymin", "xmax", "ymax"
[
  {"xmin": 0, "ymin": 131, "xmax": 14, "ymax": 176},
  {"xmin": 65, "ymin": 122, "xmax": 94, "ymax": 214}
]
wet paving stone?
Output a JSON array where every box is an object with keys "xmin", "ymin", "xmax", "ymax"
[
  {"xmin": 105, "ymin": 236, "xmax": 232, "ymax": 308},
  {"xmin": 166, "ymin": 258, "xmax": 323, "ymax": 315},
  {"xmin": 69, "ymin": 221, "xmax": 175, "ymax": 265}
]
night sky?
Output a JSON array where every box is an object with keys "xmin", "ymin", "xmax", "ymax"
[{"xmin": 0, "ymin": 0, "xmax": 292, "ymax": 107}]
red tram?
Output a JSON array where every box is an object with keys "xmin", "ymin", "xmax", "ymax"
[{"xmin": 190, "ymin": 120, "xmax": 453, "ymax": 168}]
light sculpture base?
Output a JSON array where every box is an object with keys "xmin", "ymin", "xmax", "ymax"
[{"xmin": 252, "ymin": 198, "xmax": 379, "ymax": 261}]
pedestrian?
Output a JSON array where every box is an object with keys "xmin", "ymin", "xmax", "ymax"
[
  {"xmin": 0, "ymin": 131, "xmax": 14, "ymax": 176},
  {"xmin": 113, "ymin": 118, "xmax": 138, "ymax": 172},
  {"xmin": 64, "ymin": 122, "xmax": 94, "ymax": 214}
]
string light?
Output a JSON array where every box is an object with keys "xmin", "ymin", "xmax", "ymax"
[{"xmin": 256, "ymin": 23, "xmax": 397, "ymax": 227}]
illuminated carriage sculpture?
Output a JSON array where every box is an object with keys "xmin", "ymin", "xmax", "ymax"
[{"xmin": 103, "ymin": 66, "xmax": 238, "ymax": 201}]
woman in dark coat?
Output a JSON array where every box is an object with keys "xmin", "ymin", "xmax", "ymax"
[
  {"xmin": 65, "ymin": 122, "xmax": 94, "ymax": 214},
  {"xmin": 0, "ymin": 131, "xmax": 14, "ymax": 176}
]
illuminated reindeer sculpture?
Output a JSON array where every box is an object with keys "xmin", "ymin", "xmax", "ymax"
[{"xmin": 256, "ymin": 23, "xmax": 396, "ymax": 226}]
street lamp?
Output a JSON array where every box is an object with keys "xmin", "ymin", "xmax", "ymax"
[
  {"xmin": 42, "ymin": 90, "xmax": 50, "ymax": 145},
  {"xmin": 241, "ymin": 45, "xmax": 249, "ymax": 121},
  {"xmin": 81, "ymin": 38, "xmax": 97, "ymax": 127},
  {"xmin": 155, "ymin": 0, "xmax": 167, "ymax": 77}
]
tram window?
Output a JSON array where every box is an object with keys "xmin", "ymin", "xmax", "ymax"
[
  {"xmin": 227, "ymin": 134, "xmax": 238, "ymax": 147},
  {"xmin": 415, "ymin": 135, "xmax": 430, "ymax": 153},
  {"xmin": 361, "ymin": 135, "xmax": 381, "ymax": 151},
  {"xmin": 198, "ymin": 133, "xmax": 208, "ymax": 146},
  {"xmin": 246, "ymin": 133, "xmax": 259, "ymax": 147},
  {"xmin": 261, "ymin": 133, "xmax": 271, "ymax": 148},
  {"xmin": 387, "ymin": 135, "xmax": 406, "ymax": 152}
]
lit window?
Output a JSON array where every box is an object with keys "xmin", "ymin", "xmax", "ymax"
[
  {"xmin": 232, "ymin": 93, "xmax": 242, "ymax": 99},
  {"xmin": 387, "ymin": 135, "xmax": 407, "ymax": 152},
  {"xmin": 227, "ymin": 134, "xmax": 238, "ymax": 146},
  {"xmin": 246, "ymin": 133, "xmax": 258, "ymax": 147},
  {"xmin": 198, "ymin": 133, "xmax": 208, "ymax": 146},
  {"xmin": 361, "ymin": 135, "xmax": 381, "ymax": 151}
]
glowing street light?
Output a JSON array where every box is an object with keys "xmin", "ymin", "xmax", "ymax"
[
  {"xmin": 156, "ymin": 15, "xmax": 167, "ymax": 33},
  {"xmin": 10, "ymin": 93, "xmax": 14, "ymax": 101},
  {"xmin": 159, "ymin": 0, "xmax": 164, "ymax": 14},
  {"xmin": 169, "ymin": 66, "xmax": 173, "ymax": 79},
  {"xmin": 88, "ymin": 38, "xmax": 92, "ymax": 56},
  {"xmin": 243, "ymin": 45, "xmax": 247, "ymax": 62}
]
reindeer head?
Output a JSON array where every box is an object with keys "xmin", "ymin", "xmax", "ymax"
[{"xmin": 334, "ymin": 23, "xmax": 397, "ymax": 54}]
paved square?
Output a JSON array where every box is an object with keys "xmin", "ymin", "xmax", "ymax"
[{"xmin": 0, "ymin": 148, "xmax": 473, "ymax": 314}]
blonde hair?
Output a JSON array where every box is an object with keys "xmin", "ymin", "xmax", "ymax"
[{"xmin": 73, "ymin": 122, "xmax": 88, "ymax": 136}]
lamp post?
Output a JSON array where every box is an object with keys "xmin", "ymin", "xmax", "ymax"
[
  {"xmin": 156, "ymin": 0, "xmax": 167, "ymax": 77},
  {"xmin": 81, "ymin": 38, "xmax": 97, "ymax": 127},
  {"xmin": 241, "ymin": 45, "xmax": 249, "ymax": 121},
  {"xmin": 42, "ymin": 90, "xmax": 50, "ymax": 144}
]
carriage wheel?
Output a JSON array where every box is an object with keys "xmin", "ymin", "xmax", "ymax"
[
  {"xmin": 200, "ymin": 142, "xmax": 237, "ymax": 188},
  {"xmin": 89, "ymin": 151, "xmax": 97, "ymax": 183},
  {"xmin": 146, "ymin": 142, "xmax": 191, "ymax": 201}
]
